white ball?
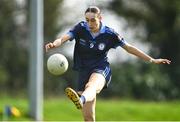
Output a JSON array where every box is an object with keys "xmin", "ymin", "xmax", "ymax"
[{"xmin": 47, "ymin": 53, "xmax": 68, "ymax": 75}]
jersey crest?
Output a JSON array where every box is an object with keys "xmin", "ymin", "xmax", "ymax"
[{"xmin": 98, "ymin": 43, "xmax": 106, "ymax": 50}]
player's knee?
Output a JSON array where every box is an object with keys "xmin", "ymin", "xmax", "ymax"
[{"xmin": 85, "ymin": 81, "xmax": 94, "ymax": 89}]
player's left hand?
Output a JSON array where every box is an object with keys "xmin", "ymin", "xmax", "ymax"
[{"xmin": 152, "ymin": 59, "xmax": 171, "ymax": 64}]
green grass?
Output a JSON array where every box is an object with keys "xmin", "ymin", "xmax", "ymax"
[{"xmin": 0, "ymin": 96, "xmax": 180, "ymax": 121}]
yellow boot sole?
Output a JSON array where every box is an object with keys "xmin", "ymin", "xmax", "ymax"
[{"xmin": 65, "ymin": 87, "xmax": 83, "ymax": 109}]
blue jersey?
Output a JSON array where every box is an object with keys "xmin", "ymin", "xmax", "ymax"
[{"xmin": 68, "ymin": 21, "xmax": 126, "ymax": 70}]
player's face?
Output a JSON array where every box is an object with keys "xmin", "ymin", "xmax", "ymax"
[{"xmin": 85, "ymin": 12, "xmax": 101, "ymax": 33}]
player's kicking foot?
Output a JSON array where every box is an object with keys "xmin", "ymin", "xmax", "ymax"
[{"xmin": 65, "ymin": 87, "xmax": 83, "ymax": 109}]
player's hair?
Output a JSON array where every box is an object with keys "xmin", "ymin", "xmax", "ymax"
[{"xmin": 85, "ymin": 6, "xmax": 101, "ymax": 15}]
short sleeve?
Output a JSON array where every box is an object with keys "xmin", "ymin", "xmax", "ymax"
[
  {"xmin": 67, "ymin": 22, "xmax": 81, "ymax": 41},
  {"xmin": 112, "ymin": 32, "xmax": 127, "ymax": 48}
]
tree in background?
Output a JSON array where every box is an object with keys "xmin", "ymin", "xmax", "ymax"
[
  {"xmin": 44, "ymin": 0, "xmax": 64, "ymax": 41},
  {"xmin": 0, "ymin": 0, "xmax": 64, "ymax": 95},
  {"xmin": 107, "ymin": 0, "xmax": 180, "ymax": 99},
  {"xmin": 0, "ymin": 0, "xmax": 27, "ymax": 94}
]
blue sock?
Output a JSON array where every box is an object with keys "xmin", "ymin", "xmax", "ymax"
[{"xmin": 80, "ymin": 95, "xmax": 86, "ymax": 104}]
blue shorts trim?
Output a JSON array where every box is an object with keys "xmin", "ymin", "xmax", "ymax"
[{"xmin": 77, "ymin": 65, "xmax": 112, "ymax": 91}]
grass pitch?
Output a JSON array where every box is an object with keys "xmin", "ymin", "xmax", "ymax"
[{"xmin": 0, "ymin": 96, "xmax": 180, "ymax": 121}]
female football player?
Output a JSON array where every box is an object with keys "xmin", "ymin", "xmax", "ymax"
[{"xmin": 45, "ymin": 6, "xmax": 171, "ymax": 121}]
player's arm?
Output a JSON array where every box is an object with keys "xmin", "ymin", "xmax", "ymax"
[
  {"xmin": 122, "ymin": 43, "xmax": 171, "ymax": 64},
  {"xmin": 45, "ymin": 34, "xmax": 71, "ymax": 52}
]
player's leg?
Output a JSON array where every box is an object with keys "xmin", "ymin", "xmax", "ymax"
[
  {"xmin": 81, "ymin": 72, "xmax": 105, "ymax": 102},
  {"xmin": 82, "ymin": 97, "xmax": 96, "ymax": 122},
  {"xmin": 74, "ymin": 72, "xmax": 105, "ymax": 121},
  {"xmin": 79, "ymin": 72, "xmax": 105, "ymax": 121},
  {"xmin": 65, "ymin": 65, "xmax": 111, "ymax": 120},
  {"xmin": 80, "ymin": 66, "xmax": 112, "ymax": 121}
]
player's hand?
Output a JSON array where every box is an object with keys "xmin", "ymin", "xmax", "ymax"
[
  {"xmin": 152, "ymin": 58, "xmax": 171, "ymax": 64},
  {"xmin": 45, "ymin": 42, "xmax": 55, "ymax": 52}
]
